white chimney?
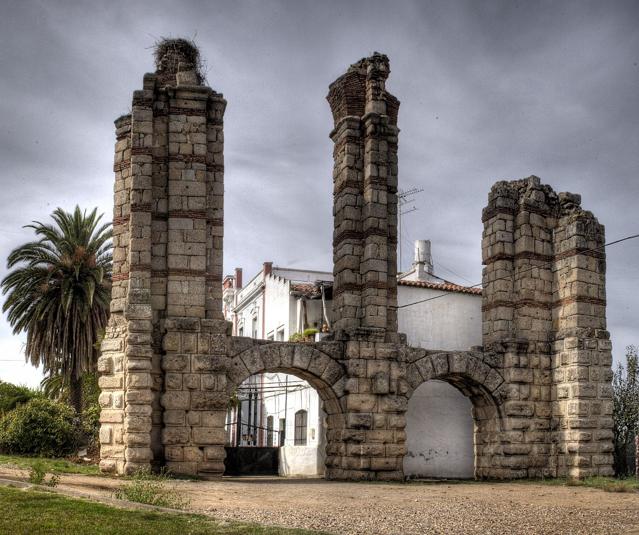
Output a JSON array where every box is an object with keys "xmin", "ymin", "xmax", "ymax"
[{"xmin": 413, "ymin": 240, "xmax": 433, "ymax": 280}]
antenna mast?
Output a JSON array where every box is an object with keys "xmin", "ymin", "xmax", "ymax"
[{"xmin": 397, "ymin": 187, "xmax": 424, "ymax": 273}]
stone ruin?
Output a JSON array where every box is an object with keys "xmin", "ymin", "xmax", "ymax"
[{"xmin": 98, "ymin": 40, "xmax": 614, "ymax": 480}]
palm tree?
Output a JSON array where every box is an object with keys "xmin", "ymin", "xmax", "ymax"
[{"xmin": 1, "ymin": 206, "xmax": 112, "ymax": 413}]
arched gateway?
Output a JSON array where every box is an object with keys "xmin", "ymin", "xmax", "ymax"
[{"xmin": 99, "ymin": 40, "xmax": 614, "ymax": 481}]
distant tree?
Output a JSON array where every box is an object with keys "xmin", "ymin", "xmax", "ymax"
[
  {"xmin": 1, "ymin": 207, "xmax": 112, "ymax": 413},
  {"xmin": 0, "ymin": 380, "xmax": 40, "ymax": 416},
  {"xmin": 613, "ymin": 345, "xmax": 639, "ymax": 477}
]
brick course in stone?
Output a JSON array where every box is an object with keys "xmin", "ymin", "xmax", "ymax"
[{"xmin": 99, "ymin": 43, "xmax": 613, "ymax": 480}]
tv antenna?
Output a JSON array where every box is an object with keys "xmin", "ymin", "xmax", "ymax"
[{"xmin": 398, "ymin": 187, "xmax": 423, "ymax": 272}]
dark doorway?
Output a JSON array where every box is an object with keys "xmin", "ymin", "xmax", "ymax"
[{"xmin": 224, "ymin": 446, "xmax": 279, "ymax": 476}]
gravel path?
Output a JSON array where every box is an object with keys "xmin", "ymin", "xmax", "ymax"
[{"xmin": 2, "ymin": 467, "xmax": 638, "ymax": 535}]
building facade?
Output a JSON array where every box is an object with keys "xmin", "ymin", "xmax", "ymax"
[{"xmin": 224, "ymin": 240, "xmax": 483, "ymax": 477}]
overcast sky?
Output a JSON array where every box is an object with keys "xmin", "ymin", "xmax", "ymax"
[{"xmin": 0, "ymin": 0, "xmax": 637, "ymax": 387}]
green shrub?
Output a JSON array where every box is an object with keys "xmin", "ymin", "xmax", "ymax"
[
  {"xmin": 0, "ymin": 398, "xmax": 79, "ymax": 456},
  {"xmin": 28, "ymin": 460, "xmax": 59, "ymax": 487},
  {"xmin": 38, "ymin": 372, "xmax": 100, "ymax": 450},
  {"xmin": 0, "ymin": 381, "xmax": 40, "ymax": 416},
  {"xmin": 114, "ymin": 468, "xmax": 190, "ymax": 509},
  {"xmin": 289, "ymin": 328, "xmax": 319, "ymax": 343}
]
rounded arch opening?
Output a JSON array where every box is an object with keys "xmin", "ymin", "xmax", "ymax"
[
  {"xmin": 404, "ymin": 352, "xmax": 505, "ymax": 480},
  {"xmin": 222, "ymin": 343, "xmax": 346, "ymax": 478},
  {"xmin": 404, "ymin": 379, "xmax": 474, "ymax": 479}
]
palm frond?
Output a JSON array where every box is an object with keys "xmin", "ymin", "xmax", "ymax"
[{"xmin": 1, "ymin": 206, "xmax": 113, "ymax": 384}]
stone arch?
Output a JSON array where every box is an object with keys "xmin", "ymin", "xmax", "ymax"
[
  {"xmin": 224, "ymin": 341, "xmax": 347, "ymax": 477},
  {"xmin": 226, "ymin": 342, "xmax": 346, "ymax": 413},
  {"xmin": 404, "ymin": 351, "xmax": 505, "ymax": 479}
]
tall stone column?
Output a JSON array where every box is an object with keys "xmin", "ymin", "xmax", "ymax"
[
  {"xmin": 97, "ymin": 114, "xmax": 132, "ymax": 475},
  {"xmin": 481, "ymin": 176, "xmax": 613, "ymax": 478},
  {"xmin": 329, "ymin": 113, "xmax": 363, "ymax": 332},
  {"xmin": 481, "ymin": 182, "xmax": 517, "ymax": 346},
  {"xmin": 327, "ymin": 53, "xmax": 400, "ymax": 341},
  {"xmin": 325, "ymin": 55, "xmax": 405, "ymax": 482},
  {"xmin": 100, "ymin": 40, "xmax": 228, "ymax": 476},
  {"xmin": 552, "ymin": 194, "xmax": 614, "ymax": 477}
]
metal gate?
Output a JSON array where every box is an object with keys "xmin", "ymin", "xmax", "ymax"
[{"xmin": 224, "ymin": 446, "xmax": 279, "ymax": 476}]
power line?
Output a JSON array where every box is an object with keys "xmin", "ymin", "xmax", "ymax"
[
  {"xmin": 236, "ymin": 383, "xmax": 308, "ymax": 391},
  {"xmin": 236, "ymin": 386, "xmax": 311, "ymax": 403},
  {"xmin": 395, "ymin": 232, "xmax": 639, "ymax": 310}
]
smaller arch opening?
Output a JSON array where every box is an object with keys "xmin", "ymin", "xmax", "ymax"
[
  {"xmin": 403, "ymin": 352, "xmax": 505, "ymax": 480},
  {"xmin": 224, "ymin": 369, "xmax": 337, "ymax": 477},
  {"xmin": 404, "ymin": 379, "xmax": 474, "ymax": 479},
  {"xmin": 403, "ymin": 371, "xmax": 503, "ymax": 480}
]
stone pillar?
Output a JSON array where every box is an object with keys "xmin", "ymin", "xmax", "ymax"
[
  {"xmin": 100, "ymin": 39, "xmax": 228, "ymax": 476},
  {"xmin": 552, "ymin": 194, "xmax": 614, "ymax": 477},
  {"xmin": 329, "ymin": 113, "xmax": 363, "ymax": 332},
  {"xmin": 205, "ymin": 96, "xmax": 226, "ymax": 320},
  {"xmin": 99, "ymin": 80, "xmax": 157, "ymax": 474},
  {"xmin": 327, "ymin": 53, "xmax": 400, "ymax": 340},
  {"xmin": 97, "ymin": 115, "xmax": 131, "ymax": 474},
  {"xmin": 325, "ymin": 55, "xmax": 405, "ymax": 481},
  {"xmin": 149, "ymin": 77, "xmax": 169, "ymax": 466},
  {"xmin": 481, "ymin": 176, "xmax": 614, "ymax": 478},
  {"xmin": 324, "ymin": 340, "xmax": 406, "ymax": 481},
  {"xmin": 481, "ymin": 182, "xmax": 517, "ymax": 346}
]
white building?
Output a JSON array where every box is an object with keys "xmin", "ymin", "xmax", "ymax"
[
  {"xmin": 223, "ymin": 241, "xmax": 482, "ymax": 478},
  {"xmin": 222, "ymin": 263, "xmax": 331, "ymax": 476}
]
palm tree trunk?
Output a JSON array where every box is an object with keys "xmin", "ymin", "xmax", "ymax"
[{"xmin": 69, "ymin": 376, "xmax": 83, "ymax": 414}]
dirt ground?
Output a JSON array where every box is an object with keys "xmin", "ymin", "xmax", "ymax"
[{"xmin": 2, "ymin": 466, "xmax": 639, "ymax": 535}]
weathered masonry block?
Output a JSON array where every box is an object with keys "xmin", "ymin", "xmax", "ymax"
[{"xmin": 100, "ymin": 41, "xmax": 613, "ymax": 480}]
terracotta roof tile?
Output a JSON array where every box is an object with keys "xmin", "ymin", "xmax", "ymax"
[
  {"xmin": 290, "ymin": 282, "xmax": 323, "ymax": 298},
  {"xmin": 397, "ymin": 279, "xmax": 482, "ymax": 295}
]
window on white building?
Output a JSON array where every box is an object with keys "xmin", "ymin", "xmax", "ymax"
[
  {"xmin": 267, "ymin": 416, "xmax": 274, "ymax": 447},
  {"xmin": 276, "ymin": 327, "xmax": 285, "ymax": 341},
  {"xmin": 252, "ymin": 315, "xmax": 258, "ymax": 338},
  {"xmin": 294, "ymin": 410, "xmax": 307, "ymax": 446},
  {"xmin": 279, "ymin": 418, "xmax": 286, "ymax": 446}
]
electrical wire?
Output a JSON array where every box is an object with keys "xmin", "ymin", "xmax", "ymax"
[
  {"xmin": 394, "ymin": 232, "xmax": 639, "ymax": 310},
  {"xmin": 236, "ymin": 386, "xmax": 311, "ymax": 403}
]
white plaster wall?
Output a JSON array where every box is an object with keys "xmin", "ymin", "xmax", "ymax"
[
  {"xmin": 280, "ymin": 445, "xmax": 324, "ymax": 477},
  {"xmin": 234, "ymin": 275, "xmax": 263, "ymax": 338},
  {"xmin": 403, "ymin": 380, "xmax": 474, "ymax": 479},
  {"xmin": 264, "ymin": 276, "xmax": 291, "ymax": 340},
  {"xmin": 397, "ymin": 286, "xmax": 481, "ymax": 479},
  {"xmin": 397, "ymin": 285, "xmax": 481, "ymax": 351},
  {"xmin": 261, "ymin": 372, "xmax": 324, "ymax": 476},
  {"xmin": 304, "ymin": 299, "xmax": 327, "ymax": 332}
]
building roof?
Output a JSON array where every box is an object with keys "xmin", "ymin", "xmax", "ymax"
[
  {"xmin": 290, "ymin": 281, "xmax": 332, "ymax": 299},
  {"xmin": 397, "ymin": 278, "xmax": 482, "ymax": 295}
]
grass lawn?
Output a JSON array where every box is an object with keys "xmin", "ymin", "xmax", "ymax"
[
  {"xmin": 0, "ymin": 454, "xmax": 100, "ymax": 476},
  {"xmin": 406, "ymin": 475, "xmax": 639, "ymax": 492},
  {"xmin": 536, "ymin": 476, "xmax": 639, "ymax": 492},
  {"xmin": 0, "ymin": 485, "xmax": 325, "ymax": 535}
]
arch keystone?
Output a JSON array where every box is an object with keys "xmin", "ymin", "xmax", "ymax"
[
  {"xmin": 431, "ymin": 353, "xmax": 450, "ymax": 376},
  {"xmin": 240, "ymin": 346, "xmax": 264, "ymax": 375}
]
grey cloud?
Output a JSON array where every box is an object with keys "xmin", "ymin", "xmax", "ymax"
[{"xmin": 0, "ymin": 0, "xmax": 637, "ymax": 386}]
